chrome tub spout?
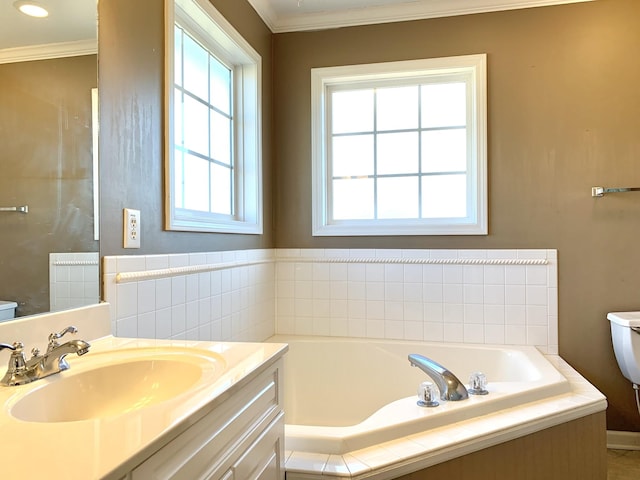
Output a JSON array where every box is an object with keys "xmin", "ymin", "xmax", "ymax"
[{"xmin": 408, "ymin": 353, "xmax": 469, "ymax": 401}]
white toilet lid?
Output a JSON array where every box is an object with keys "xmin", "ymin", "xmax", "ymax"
[{"xmin": 608, "ymin": 311, "xmax": 640, "ymax": 327}]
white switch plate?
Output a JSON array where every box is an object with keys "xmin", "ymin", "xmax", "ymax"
[{"xmin": 123, "ymin": 208, "xmax": 141, "ymax": 248}]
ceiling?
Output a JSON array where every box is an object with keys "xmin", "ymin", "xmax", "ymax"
[
  {"xmin": 247, "ymin": 0, "xmax": 595, "ymax": 32},
  {"xmin": 0, "ymin": 0, "xmax": 96, "ymax": 56}
]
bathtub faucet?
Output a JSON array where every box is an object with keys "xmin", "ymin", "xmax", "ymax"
[{"xmin": 408, "ymin": 353, "xmax": 469, "ymax": 401}]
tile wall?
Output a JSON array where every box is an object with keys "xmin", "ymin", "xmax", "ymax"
[
  {"xmin": 103, "ymin": 248, "xmax": 557, "ymax": 354},
  {"xmin": 102, "ymin": 249, "xmax": 275, "ymax": 342},
  {"xmin": 49, "ymin": 252, "xmax": 100, "ymax": 312}
]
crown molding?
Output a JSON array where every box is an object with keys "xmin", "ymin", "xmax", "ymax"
[
  {"xmin": 0, "ymin": 39, "xmax": 97, "ymax": 64},
  {"xmin": 248, "ymin": 0, "xmax": 595, "ymax": 33}
]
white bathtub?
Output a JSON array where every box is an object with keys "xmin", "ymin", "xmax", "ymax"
[{"xmin": 268, "ymin": 335, "xmax": 571, "ymax": 455}]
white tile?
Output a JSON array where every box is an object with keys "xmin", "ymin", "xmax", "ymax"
[
  {"xmin": 431, "ymin": 249, "xmax": 458, "ymax": 259},
  {"xmin": 384, "ymin": 264, "xmax": 404, "ymax": 282},
  {"xmin": 459, "ymin": 249, "xmax": 486, "ymax": 259},
  {"xmin": 348, "ymin": 300, "xmax": 366, "ymax": 319},
  {"xmin": 330, "ymin": 263, "xmax": 348, "ymax": 281},
  {"xmin": 366, "ymin": 282, "xmax": 385, "ymax": 301},
  {"xmin": 484, "ymin": 265, "xmax": 505, "ymax": 284},
  {"xmin": 198, "ymin": 272, "xmax": 211, "ymax": 299},
  {"xmin": 526, "ymin": 265, "xmax": 548, "ymax": 285},
  {"xmin": 443, "ymin": 265, "xmax": 463, "ymax": 283},
  {"xmin": 443, "ymin": 284, "xmax": 463, "ymax": 303},
  {"xmin": 330, "ymin": 317, "xmax": 349, "ymax": 336},
  {"xmin": 103, "ymin": 256, "xmax": 117, "ymax": 274},
  {"xmin": 464, "ymin": 324, "xmax": 484, "ymax": 343},
  {"xmin": 330, "ymin": 281, "xmax": 348, "ymax": 300},
  {"xmin": 404, "ymin": 283, "xmax": 422, "ymax": 302},
  {"xmin": 404, "ymin": 264, "xmax": 423, "ymax": 283},
  {"xmin": 312, "ymin": 316, "xmax": 332, "ymax": 336},
  {"xmin": 385, "ymin": 283, "xmax": 404, "ymax": 302},
  {"xmin": 348, "ymin": 318, "xmax": 366, "ymax": 337},
  {"xmin": 171, "ymin": 304, "xmax": 186, "ymax": 335},
  {"xmin": 116, "ymin": 283, "xmax": 138, "ymax": 319},
  {"xmin": 313, "ymin": 263, "xmax": 331, "ymax": 281},
  {"xmin": 484, "ymin": 284, "xmax": 505, "ymax": 305},
  {"xmin": 484, "ymin": 305, "xmax": 505, "ymax": 324},
  {"xmin": 376, "ymin": 248, "xmax": 401, "ymax": 258},
  {"xmin": 404, "ymin": 321, "xmax": 424, "ymax": 340},
  {"xmin": 517, "ymin": 249, "xmax": 547, "ymax": 259},
  {"xmin": 423, "ymin": 264, "xmax": 443, "ymax": 283},
  {"xmin": 366, "ymin": 301, "xmax": 385, "ymax": 320},
  {"xmin": 505, "ymin": 325, "xmax": 526, "ymax": 345},
  {"xmin": 295, "ymin": 280, "xmax": 313, "ymax": 299},
  {"xmin": 384, "ymin": 320, "xmax": 404, "ymax": 339},
  {"xmin": 444, "ymin": 323, "xmax": 463, "ymax": 342},
  {"xmin": 331, "ymin": 299, "xmax": 348, "ymax": 317},
  {"xmin": 443, "ymin": 304, "xmax": 464, "ymax": 323},
  {"xmin": 527, "ymin": 325, "xmax": 548, "ymax": 346},
  {"xmin": 116, "ymin": 315, "xmax": 138, "ymax": 337},
  {"xmin": 464, "ymin": 284, "xmax": 484, "ymax": 304},
  {"xmin": 464, "ymin": 304, "xmax": 484, "ymax": 324},
  {"xmin": 424, "ymin": 302, "xmax": 443, "ymax": 321},
  {"xmin": 463, "ymin": 265, "xmax": 484, "ymax": 284},
  {"xmin": 505, "ymin": 305, "xmax": 526, "ymax": 325},
  {"xmin": 116, "ymin": 255, "xmax": 146, "ymax": 273},
  {"xmin": 505, "ymin": 266, "xmax": 526, "ymax": 285},
  {"xmin": 137, "ymin": 280, "xmax": 156, "ymax": 314},
  {"xmin": 365, "ymin": 263, "xmax": 385, "ymax": 282},
  {"xmin": 313, "ymin": 281, "xmax": 331, "ymax": 300},
  {"xmin": 155, "ymin": 308, "xmax": 172, "ymax": 339},
  {"xmin": 404, "ymin": 302, "xmax": 423, "ymax": 322},
  {"xmin": 186, "ymin": 274, "xmax": 199, "ymax": 302},
  {"xmin": 526, "ymin": 285, "xmax": 547, "ymax": 306},
  {"xmin": 313, "ymin": 299, "xmax": 331, "ymax": 317},
  {"xmin": 186, "ymin": 301, "xmax": 199, "ymax": 330},
  {"xmin": 423, "ymin": 284, "xmax": 443, "ymax": 303},
  {"xmin": 285, "ymin": 452, "xmax": 329, "ymax": 473},
  {"xmin": 548, "ymin": 287, "xmax": 558, "ymax": 316},
  {"xmin": 198, "ymin": 298, "xmax": 211, "ymax": 326},
  {"xmin": 138, "ymin": 311, "xmax": 155, "ymax": 338},
  {"xmin": 295, "ymin": 298, "xmax": 313, "ymax": 317},
  {"xmin": 484, "ymin": 324, "xmax": 505, "ymax": 344},
  {"xmin": 171, "ymin": 276, "xmax": 186, "ymax": 305},
  {"xmin": 526, "ymin": 305, "xmax": 548, "ymax": 326},
  {"xmin": 487, "ymin": 249, "xmax": 517, "ymax": 259},
  {"xmin": 294, "ymin": 262, "xmax": 313, "ymax": 281},
  {"xmin": 325, "ymin": 248, "xmax": 350, "ymax": 258},
  {"xmin": 348, "ymin": 281, "xmax": 366, "ymax": 300},
  {"xmin": 366, "ymin": 319, "xmax": 385, "ymax": 338},
  {"xmin": 276, "ymin": 262, "xmax": 295, "ymax": 281},
  {"xmin": 424, "ymin": 322, "xmax": 444, "ymax": 341},
  {"xmin": 348, "ymin": 263, "xmax": 366, "ymax": 281},
  {"xmin": 384, "ymin": 300, "xmax": 404, "ymax": 321},
  {"xmin": 505, "ymin": 285, "xmax": 525, "ymax": 305},
  {"xmin": 168, "ymin": 253, "xmax": 189, "ymax": 268}
]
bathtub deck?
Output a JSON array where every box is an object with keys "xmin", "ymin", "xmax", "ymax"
[{"xmin": 284, "ymin": 355, "xmax": 607, "ymax": 480}]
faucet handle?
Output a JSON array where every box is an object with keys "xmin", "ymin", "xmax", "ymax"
[
  {"xmin": 0, "ymin": 343, "xmax": 18, "ymax": 352},
  {"xmin": 47, "ymin": 326, "xmax": 78, "ymax": 351}
]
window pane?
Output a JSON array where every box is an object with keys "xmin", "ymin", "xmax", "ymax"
[
  {"xmin": 377, "ymin": 176, "xmax": 418, "ymax": 218},
  {"xmin": 183, "ymin": 95, "xmax": 209, "ymax": 156},
  {"xmin": 210, "ymin": 56, "xmax": 231, "ymax": 115},
  {"xmin": 422, "ymin": 82, "xmax": 466, "ymax": 128},
  {"xmin": 174, "ymin": 26, "xmax": 183, "ymax": 88},
  {"xmin": 422, "ymin": 174, "xmax": 467, "ymax": 218},
  {"xmin": 174, "ymin": 148, "xmax": 184, "ymax": 208},
  {"xmin": 174, "ymin": 88, "xmax": 183, "ymax": 146},
  {"xmin": 211, "ymin": 110, "xmax": 231, "ymax": 165},
  {"xmin": 210, "ymin": 163, "xmax": 231, "ymax": 215},
  {"xmin": 421, "ymin": 129, "xmax": 467, "ymax": 173},
  {"xmin": 183, "ymin": 153, "xmax": 210, "ymax": 211},
  {"xmin": 183, "ymin": 34, "xmax": 209, "ymax": 102},
  {"xmin": 331, "ymin": 89, "xmax": 373, "ymax": 134},
  {"xmin": 332, "ymin": 134, "xmax": 374, "ymax": 177},
  {"xmin": 376, "ymin": 85, "xmax": 419, "ymax": 131},
  {"xmin": 332, "ymin": 178, "xmax": 374, "ymax": 219},
  {"xmin": 377, "ymin": 132, "xmax": 418, "ymax": 175}
]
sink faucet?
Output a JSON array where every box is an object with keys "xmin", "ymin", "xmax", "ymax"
[
  {"xmin": 0, "ymin": 326, "xmax": 90, "ymax": 387},
  {"xmin": 408, "ymin": 353, "xmax": 469, "ymax": 401}
]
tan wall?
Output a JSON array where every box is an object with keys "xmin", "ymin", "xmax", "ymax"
[
  {"xmin": 0, "ymin": 55, "xmax": 98, "ymax": 316},
  {"xmin": 272, "ymin": 0, "xmax": 640, "ymax": 431},
  {"xmin": 98, "ymin": 0, "xmax": 274, "ymax": 256}
]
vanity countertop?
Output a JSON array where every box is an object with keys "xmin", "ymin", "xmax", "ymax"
[{"xmin": 0, "ymin": 335, "xmax": 288, "ymax": 479}]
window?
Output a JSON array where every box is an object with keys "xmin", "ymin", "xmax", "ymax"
[
  {"xmin": 311, "ymin": 55, "xmax": 487, "ymax": 236},
  {"xmin": 165, "ymin": 0, "xmax": 262, "ymax": 234}
]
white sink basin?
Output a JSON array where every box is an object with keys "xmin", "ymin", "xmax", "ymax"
[{"xmin": 9, "ymin": 347, "xmax": 225, "ymax": 423}]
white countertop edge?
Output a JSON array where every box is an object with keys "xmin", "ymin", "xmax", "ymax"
[{"xmin": 284, "ymin": 355, "xmax": 607, "ymax": 479}]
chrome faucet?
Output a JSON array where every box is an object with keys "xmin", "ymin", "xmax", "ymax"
[
  {"xmin": 0, "ymin": 326, "xmax": 90, "ymax": 387},
  {"xmin": 408, "ymin": 353, "xmax": 469, "ymax": 401}
]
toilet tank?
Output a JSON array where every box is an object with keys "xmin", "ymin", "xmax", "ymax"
[
  {"xmin": 0, "ymin": 301, "xmax": 17, "ymax": 322},
  {"xmin": 608, "ymin": 312, "xmax": 640, "ymax": 385}
]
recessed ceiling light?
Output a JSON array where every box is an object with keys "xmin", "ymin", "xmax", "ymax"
[{"xmin": 13, "ymin": 1, "xmax": 49, "ymax": 18}]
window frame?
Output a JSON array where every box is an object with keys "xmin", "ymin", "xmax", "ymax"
[
  {"xmin": 311, "ymin": 54, "xmax": 487, "ymax": 236},
  {"xmin": 165, "ymin": 0, "xmax": 262, "ymax": 234}
]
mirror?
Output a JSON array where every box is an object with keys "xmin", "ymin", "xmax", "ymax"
[{"xmin": 0, "ymin": 0, "xmax": 98, "ymax": 318}]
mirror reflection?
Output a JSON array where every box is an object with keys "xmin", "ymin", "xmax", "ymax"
[{"xmin": 0, "ymin": 0, "xmax": 98, "ymax": 318}]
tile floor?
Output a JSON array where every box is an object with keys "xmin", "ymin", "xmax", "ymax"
[{"xmin": 608, "ymin": 449, "xmax": 640, "ymax": 479}]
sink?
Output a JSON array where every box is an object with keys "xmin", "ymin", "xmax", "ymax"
[{"xmin": 8, "ymin": 347, "xmax": 225, "ymax": 423}]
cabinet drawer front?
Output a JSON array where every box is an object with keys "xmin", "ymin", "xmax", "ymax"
[{"xmin": 132, "ymin": 360, "xmax": 283, "ymax": 480}]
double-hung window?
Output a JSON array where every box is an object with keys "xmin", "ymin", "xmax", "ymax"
[
  {"xmin": 165, "ymin": 0, "xmax": 262, "ymax": 234},
  {"xmin": 311, "ymin": 54, "xmax": 487, "ymax": 236}
]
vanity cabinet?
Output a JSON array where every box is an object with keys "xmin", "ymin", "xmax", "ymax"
[{"xmin": 128, "ymin": 359, "xmax": 284, "ymax": 480}]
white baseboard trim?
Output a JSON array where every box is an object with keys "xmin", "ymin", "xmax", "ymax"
[{"xmin": 607, "ymin": 430, "xmax": 640, "ymax": 450}]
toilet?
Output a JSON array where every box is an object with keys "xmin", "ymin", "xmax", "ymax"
[
  {"xmin": 0, "ymin": 301, "xmax": 17, "ymax": 323},
  {"xmin": 608, "ymin": 311, "xmax": 640, "ymax": 385}
]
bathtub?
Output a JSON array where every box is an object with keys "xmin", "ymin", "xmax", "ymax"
[{"xmin": 267, "ymin": 335, "xmax": 607, "ymax": 479}]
